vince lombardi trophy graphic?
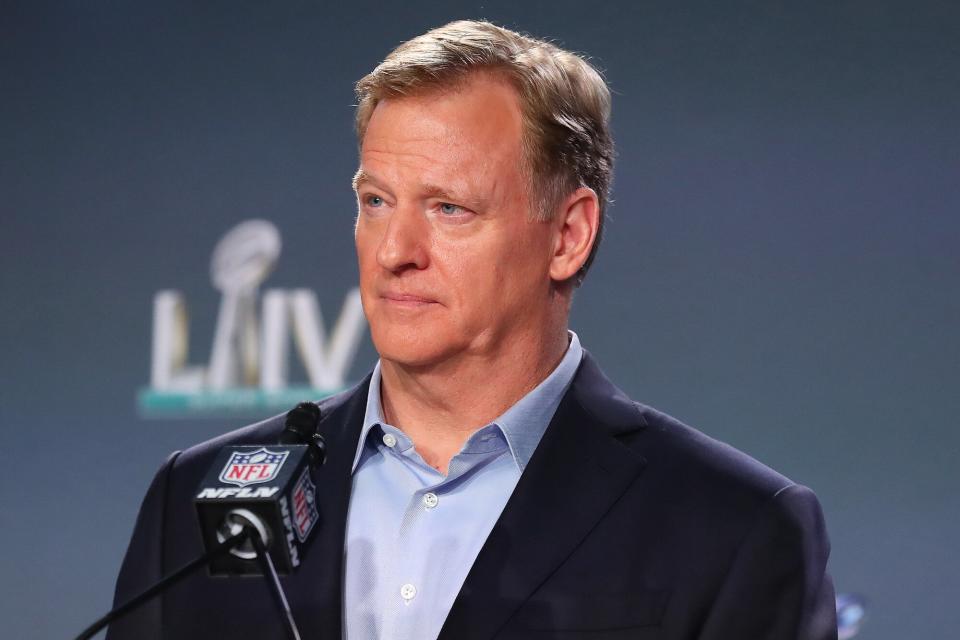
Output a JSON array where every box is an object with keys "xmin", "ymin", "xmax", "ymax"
[{"xmin": 207, "ymin": 220, "xmax": 281, "ymax": 390}]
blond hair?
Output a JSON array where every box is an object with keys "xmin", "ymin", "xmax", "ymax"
[{"xmin": 355, "ymin": 20, "xmax": 614, "ymax": 282}]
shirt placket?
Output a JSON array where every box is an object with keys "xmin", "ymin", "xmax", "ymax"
[
  {"xmin": 380, "ymin": 433, "xmax": 444, "ymax": 639},
  {"xmin": 378, "ymin": 425, "xmax": 510, "ymax": 639}
]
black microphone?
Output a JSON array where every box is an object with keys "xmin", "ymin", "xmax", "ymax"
[
  {"xmin": 75, "ymin": 404, "xmax": 326, "ymax": 640},
  {"xmin": 194, "ymin": 402, "xmax": 326, "ymax": 576},
  {"xmin": 279, "ymin": 401, "xmax": 326, "ymax": 463}
]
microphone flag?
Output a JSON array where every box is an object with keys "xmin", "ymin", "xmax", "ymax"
[{"xmin": 195, "ymin": 444, "xmax": 319, "ymax": 575}]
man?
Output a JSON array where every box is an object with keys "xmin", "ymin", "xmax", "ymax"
[{"xmin": 109, "ymin": 20, "xmax": 837, "ymax": 640}]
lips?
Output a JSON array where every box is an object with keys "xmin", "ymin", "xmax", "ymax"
[{"xmin": 380, "ymin": 291, "xmax": 438, "ymax": 305}]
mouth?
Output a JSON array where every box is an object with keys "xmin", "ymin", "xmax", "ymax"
[{"xmin": 380, "ymin": 292, "xmax": 439, "ymax": 308}]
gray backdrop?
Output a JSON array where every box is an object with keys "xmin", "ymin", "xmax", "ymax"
[{"xmin": 2, "ymin": 1, "xmax": 958, "ymax": 638}]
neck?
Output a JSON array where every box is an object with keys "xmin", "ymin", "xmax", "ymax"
[{"xmin": 378, "ymin": 323, "xmax": 569, "ymax": 474}]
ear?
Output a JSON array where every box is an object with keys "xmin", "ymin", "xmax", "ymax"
[{"xmin": 549, "ymin": 187, "xmax": 600, "ymax": 283}]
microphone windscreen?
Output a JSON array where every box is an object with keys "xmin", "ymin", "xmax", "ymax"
[{"xmin": 279, "ymin": 402, "xmax": 321, "ymax": 445}]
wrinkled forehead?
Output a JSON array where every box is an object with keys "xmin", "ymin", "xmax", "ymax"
[
  {"xmin": 362, "ymin": 76, "xmax": 524, "ymax": 157},
  {"xmin": 358, "ymin": 76, "xmax": 527, "ymax": 197}
]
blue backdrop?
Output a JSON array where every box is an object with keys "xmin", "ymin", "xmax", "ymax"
[{"xmin": 2, "ymin": 2, "xmax": 958, "ymax": 638}]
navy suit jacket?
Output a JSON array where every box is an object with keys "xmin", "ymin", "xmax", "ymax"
[{"xmin": 108, "ymin": 353, "xmax": 837, "ymax": 639}]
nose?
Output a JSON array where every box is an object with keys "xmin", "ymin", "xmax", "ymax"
[{"xmin": 376, "ymin": 204, "xmax": 429, "ymax": 273}]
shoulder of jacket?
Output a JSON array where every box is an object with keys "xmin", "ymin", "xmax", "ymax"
[
  {"xmin": 170, "ymin": 381, "xmax": 365, "ymax": 473},
  {"xmin": 633, "ymin": 403, "xmax": 798, "ymax": 502}
]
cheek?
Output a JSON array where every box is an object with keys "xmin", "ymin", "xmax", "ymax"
[
  {"xmin": 355, "ymin": 224, "xmax": 379, "ymax": 274},
  {"xmin": 442, "ymin": 230, "xmax": 548, "ymax": 312},
  {"xmin": 502, "ymin": 223, "xmax": 554, "ymax": 283}
]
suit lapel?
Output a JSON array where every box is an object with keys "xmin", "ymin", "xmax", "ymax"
[
  {"xmin": 295, "ymin": 377, "xmax": 371, "ymax": 640},
  {"xmin": 439, "ymin": 354, "xmax": 648, "ymax": 640}
]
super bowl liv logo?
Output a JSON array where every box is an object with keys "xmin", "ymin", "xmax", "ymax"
[{"xmin": 138, "ymin": 220, "xmax": 367, "ymax": 417}]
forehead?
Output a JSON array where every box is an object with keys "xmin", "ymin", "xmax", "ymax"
[{"xmin": 359, "ymin": 75, "xmax": 525, "ymax": 191}]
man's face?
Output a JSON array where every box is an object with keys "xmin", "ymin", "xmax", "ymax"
[{"xmin": 354, "ymin": 74, "xmax": 559, "ymax": 369}]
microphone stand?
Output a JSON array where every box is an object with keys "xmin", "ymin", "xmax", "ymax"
[
  {"xmin": 250, "ymin": 529, "xmax": 301, "ymax": 640},
  {"xmin": 75, "ymin": 528, "xmax": 302, "ymax": 640}
]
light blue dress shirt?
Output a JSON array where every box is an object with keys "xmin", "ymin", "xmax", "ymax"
[{"xmin": 343, "ymin": 332, "xmax": 584, "ymax": 640}]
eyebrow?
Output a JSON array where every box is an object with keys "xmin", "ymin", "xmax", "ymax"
[
  {"xmin": 421, "ymin": 184, "xmax": 489, "ymax": 211},
  {"xmin": 351, "ymin": 169, "xmax": 376, "ymax": 193},
  {"xmin": 352, "ymin": 169, "xmax": 489, "ymax": 211}
]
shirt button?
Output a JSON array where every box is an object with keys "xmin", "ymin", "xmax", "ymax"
[
  {"xmin": 400, "ymin": 583, "xmax": 417, "ymax": 602},
  {"xmin": 423, "ymin": 492, "xmax": 439, "ymax": 509},
  {"xmin": 382, "ymin": 433, "xmax": 397, "ymax": 448}
]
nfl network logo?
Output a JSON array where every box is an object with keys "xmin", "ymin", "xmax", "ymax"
[
  {"xmin": 219, "ymin": 448, "xmax": 290, "ymax": 487},
  {"xmin": 291, "ymin": 467, "xmax": 319, "ymax": 543}
]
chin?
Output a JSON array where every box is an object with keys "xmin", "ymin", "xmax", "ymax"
[{"xmin": 370, "ymin": 322, "xmax": 461, "ymax": 369}]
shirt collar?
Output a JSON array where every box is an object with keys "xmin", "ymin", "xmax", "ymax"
[{"xmin": 351, "ymin": 331, "xmax": 584, "ymax": 473}]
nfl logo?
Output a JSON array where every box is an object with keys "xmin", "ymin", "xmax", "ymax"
[
  {"xmin": 219, "ymin": 448, "xmax": 289, "ymax": 487},
  {"xmin": 291, "ymin": 467, "xmax": 319, "ymax": 542}
]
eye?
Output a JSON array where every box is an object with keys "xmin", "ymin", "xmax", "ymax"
[
  {"xmin": 439, "ymin": 202, "xmax": 462, "ymax": 215},
  {"xmin": 364, "ymin": 194, "xmax": 384, "ymax": 208}
]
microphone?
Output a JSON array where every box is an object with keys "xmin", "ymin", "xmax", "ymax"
[
  {"xmin": 194, "ymin": 402, "xmax": 326, "ymax": 576},
  {"xmin": 75, "ymin": 403, "xmax": 326, "ymax": 640}
]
